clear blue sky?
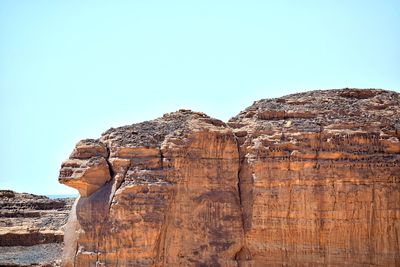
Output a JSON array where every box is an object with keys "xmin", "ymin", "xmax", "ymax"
[{"xmin": 1, "ymin": 1, "xmax": 399, "ymax": 195}]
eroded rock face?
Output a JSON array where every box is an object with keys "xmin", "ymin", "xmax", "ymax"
[
  {"xmin": 59, "ymin": 89, "xmax": 400, "ymax": 266},
  {"xmin": 59, "ymin": 140, "xmax": 111, "ymax": 197},
  {"xmin": 229, "ymin": 88, "xmax": 400, "ymax": 266},
  {"xmin": 60, "ymin": 110, "xmax": 243, "ymax": 266},
  {"xmin": 0, "ymin": 190, "xmax": 73, "ymax": 246}
]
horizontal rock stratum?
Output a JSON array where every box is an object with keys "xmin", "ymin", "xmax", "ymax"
[
  {"xmin": 59, "ymin": 88, "xmax": 400, "ymax": 266},
  {"xmin": 0, "ymin": 190, "xmax": 72, "ymax": 247},
  {"xmin": 0, "ymin": 190, "xmax": 73, "ymax": 266}
]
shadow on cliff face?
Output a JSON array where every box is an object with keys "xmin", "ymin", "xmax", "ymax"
[
  {"xmin": 237, "ymin": 159, "xmax": 254, "ymax": 233},
  {"xmin": 63, "ymin": 177, "xmax": 121, "ymax": 267},
  {"xmin": 76, "ymin": 179, "xmax": 114, "ymax": 226},
  {"xmin": 62, "ymin": 197, "xmax": 78, "ymax": 267}
]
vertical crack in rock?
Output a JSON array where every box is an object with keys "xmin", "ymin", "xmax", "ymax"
[
  {"xmin": 103, "ymin": 145, "xmax": 126, "ymax": 216},
  {"xmin": 153, "ymin": 148, "xmax": 171, "ymax": 266},
  {"xmin": 234, "ymin": 134, "xmax": 246, "ymax": 266},
  {"xmin": 231, "ymin": 127, "xmax": 253, "ymax": 265},
  {"xmin": 105, "ymin": 147, "xmax": 116, "ymax": 213},
  {"xmin": 96, "ymin": 144, "xmax": 128, "ymax": 265},
  {"xmin": 233, "ymin": 135, "xmax": 244, "ymax": 223}
]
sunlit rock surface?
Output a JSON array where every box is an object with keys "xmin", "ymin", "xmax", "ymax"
[
  {"xmin": 229, "ymin": 88, "xmax": 400, "ymax": 266},
  {"xmin": 0, "ymin": 190, "xmax": 73, "ymax": 266},
  {"xmin": 60, "ymin": 110, "xmax": 243, "ymax": 266},
  {"xmin": 59, "ymin": 89, "xmax": 400, "ymax": 266}
]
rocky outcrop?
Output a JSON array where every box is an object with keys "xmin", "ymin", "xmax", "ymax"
[
  {"xmin": 59, "ymin": 89, "xmax": 400, "ymax": 266},
  {"xmin": 0, "ymin": 190, "xmax": 73, "ymax": 266},
  {"xmin": 229, "ymin": 89, "xmax": 400, "ymax": 266},
  {"xmin": 0, "ymin": 190, "xmax": 73, "ymax": 246},
  {"xmin": 59, "ymin": 111, "xmax": 243, "ymax": 266}
]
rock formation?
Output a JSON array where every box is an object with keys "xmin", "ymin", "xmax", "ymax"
[
  {"xmin": 229, "ymin": 89, "xmax": 400, "ymax": 266},
  {"xmin": 0, "ymin": 190, "xmax": 73, "ymax": 246},
  {"xmin": 59, "ymin": 88, "xmax": 400, "ymax": 266},
  {"xmin": 0, "ymin": 190, "xmax": 73, "ymax": 266}
]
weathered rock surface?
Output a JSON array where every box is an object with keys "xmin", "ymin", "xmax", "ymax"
[
  {"xmin": 229, "ymin": 89, "xmax": 400, "ymax": 266},
  {"xmin": 0, "ymin": 190, "xmax": 73, "ymax": 266},
  {"xmin": 59, "ymin": 110, "xmax": 243, "ymax": 266},
  {"xmin": 59, "ymin": 89, "xmax": 400, "ymax": 266}
]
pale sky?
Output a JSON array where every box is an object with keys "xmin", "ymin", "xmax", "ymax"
[{"xmin": 1, "ymin": 0, "xmax": 399, "ymax": 195}]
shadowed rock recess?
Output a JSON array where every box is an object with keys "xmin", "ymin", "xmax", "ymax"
[{"xmin": 59, "ymin": 89, "xmax": 400, "ymax": 266}]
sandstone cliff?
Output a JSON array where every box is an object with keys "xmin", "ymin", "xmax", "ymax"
[{"xmin": 59, "ymin": 88, "xmax": 400, "ymax": 266}]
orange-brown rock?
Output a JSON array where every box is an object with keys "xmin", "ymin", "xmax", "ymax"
[
  {"xmin": 59, "ymin": 140, "xmax": 111, "ymax": 197},
  {"xmin": 59, "ymin": 89, "xmax": 400, "ymax": 266},
  {"xmin": 230, "ymin": 88, "xmax": 400, "ymax": 266},
  {"xmin": 59, "ymin": 110, "xmax": 243, "ymax": 266},
  {"xmin": 0, "ymin": 190, "xmax": 73, "ymax": 266}
]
